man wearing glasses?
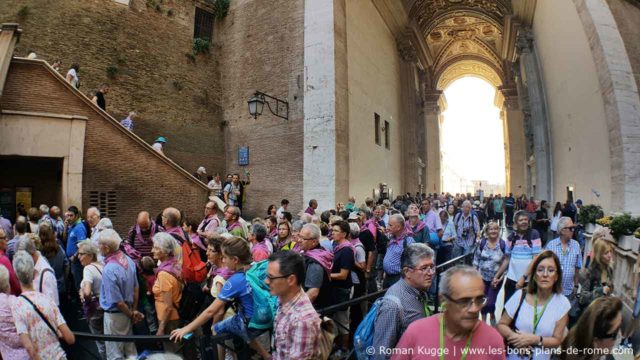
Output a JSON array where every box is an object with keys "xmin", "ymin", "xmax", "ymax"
[
  {"xmin": 371, "ymin": 243, "xmax": 435, "ymax": 359},
  {"xmin": 266, "ymin": 251, "xmax": 323, "ymax": 360},
  {"xmin": 392, "ymin": 265, "xmax": 506, "ymax": 360},
  {"xmin": 545, "ymin": 217, "xmax": 583, "ymax": 298}
]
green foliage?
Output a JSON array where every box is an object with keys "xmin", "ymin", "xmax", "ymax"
[
  {"xmin": 609, "ymin": 213, "xmax": 640, "ymax": 237},
  {"xmin": 192, "ymin": 38, "xmax": 210, "ymax": 55},
  {"xmin": 215, "ymin": 0, "xmax": 230, "ymax": 20},
  {"xmin": 578, "ymin": 204, "xmax": 604, "ymax": 225},
  {"xmin": 185, "ymin": 52, "xmax": 196, "ymax": 64},
  {"xmin": 17, "ymin": 5, "xmax": 30, "ymax": 18},
  {"xmin": 106, "ymin": 65, "xmax": 118, "ymax": 79}
]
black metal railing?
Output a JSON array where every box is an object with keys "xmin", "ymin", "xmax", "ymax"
[{"xmin": 70, "ymin": 249, "xmax": 476, "ymax": 359}]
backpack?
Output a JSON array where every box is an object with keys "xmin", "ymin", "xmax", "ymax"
[
  {"xmin": 353, "ymin": 295, "xmax": 402, "ymax": 360},
  {"xmin": 507, "ymin": 229, "xmax": 533, "ymax": 249},
  {"xmin": 479, "ymin": 238, "xmax": 506, "ymax": 254},
  {"xmin": 171, "ymin": 232, "xmax": 208, "ymax": 283},
  {"xmin": 245, "ymin": 260, "xmax": 279, "ymax": 330},
  {"xmin": 161, "ymin": 270, "xmax": 204, "ymax": 324}
]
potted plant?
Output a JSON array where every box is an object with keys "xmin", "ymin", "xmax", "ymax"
[
  {"xmin": 579, "ymin": 205, "xmax": 604, "ymax": 233},
  {"xmin": 609, "ymin": 213, "xmax": 640, "ymax": 251}
]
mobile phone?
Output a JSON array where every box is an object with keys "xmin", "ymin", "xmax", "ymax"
[{"xmin": 183, "ymin": 332, "xmax": 194, "ymax": 340}]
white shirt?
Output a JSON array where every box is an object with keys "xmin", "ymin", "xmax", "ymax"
[
  {"xmin": 276, "ymin": 206, "xmax": 286, "ymax": 219},
  {"xmin": 505, "ymin": 289, "xmax": 570, "ymax": 360},
  {"xmin": 66, "ymin": 68, "xmax": 78, "ymax": 87},
  {"xmin": 34, "ymin": 253, "xmax": 59, "ymax": 306},
  {"xmin": 81, "ymin": 262, "xmax": 103, "ymax": 296},
  {"xmin": 152, "ymin": 142, "xmax": 164, "ymax": 154}
]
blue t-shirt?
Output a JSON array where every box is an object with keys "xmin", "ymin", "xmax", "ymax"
[
  {"xmin": 66, "ymin": 220, "xmax": 87, "ymax": 258},
  {"xmin": 218, "ymin": 272, "xmax": 254, "ymax": 319}
]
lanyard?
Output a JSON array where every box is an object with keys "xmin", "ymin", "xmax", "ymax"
[
  {"xmin": 440, "ymin": 315, "xmax": 473, "ymax": 360},
  {"xmin": 424, "ymin": 301, "xmax": 431, "ymax": 317},
  {"xmin": 533, "ymin": 294, "xmax": 550, "ymax": 334}
]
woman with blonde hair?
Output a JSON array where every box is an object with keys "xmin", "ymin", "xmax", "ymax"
[
  {"xmin": 559, "ymin": 296, "xmax": 623, "ymax": 360},
  {"xmin": 579, "ymin": 239, "xmax": 614, "ymax": 308}
]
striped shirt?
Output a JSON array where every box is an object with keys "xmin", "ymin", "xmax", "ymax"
[
  {"xmin": 273, "ymin": 289, "xmax": 322, "ymax": 360},
  {"xmin": 545, "ymin": 238, "xmax": 583, "ymax": 296},
  {"xmin": 505, "ymin": 229, "xmax": 542, "ymax": 281}
]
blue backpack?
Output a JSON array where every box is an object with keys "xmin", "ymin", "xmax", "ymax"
[
  {"xmin": 245, "ymin": 260, "xmax": 279, "ymax": 329},
  {"xmin": 353, "ymin": 295, "xmax": 402, "ymax": 360}
]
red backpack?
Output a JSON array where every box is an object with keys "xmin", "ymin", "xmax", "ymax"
[{"xmin": 170, "ymin": 232, "xmax": 208, "ymax": 283}]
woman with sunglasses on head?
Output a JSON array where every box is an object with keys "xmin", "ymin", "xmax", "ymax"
[
  {"xmin": 558, "ymin": 296, "xmax": 623, "ymax": 360},
  {"xmin": 497, "ymin": 250, "xmax": 570, "ymax": 360}
]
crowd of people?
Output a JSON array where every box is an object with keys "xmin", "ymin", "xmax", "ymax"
[{"xmin": 0, "ymin": 191, "xmax": 636, "ymax": 360}]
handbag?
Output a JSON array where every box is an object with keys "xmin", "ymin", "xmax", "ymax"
[{"xmin": 507, "ymin": 291, "xmax": 532, "ymax": 359}]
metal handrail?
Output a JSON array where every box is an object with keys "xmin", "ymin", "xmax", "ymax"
[{"xmin": 72, "ymin": 249, "xmax": 475, "ymax": 342}]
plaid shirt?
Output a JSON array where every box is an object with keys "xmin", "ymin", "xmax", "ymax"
[
  {"xmin": 545, "ymin": 237, "xmax": 582, "ymax": 296},
  {"xmin": 273, "ymin": 289, "xmax": 322, "ymax": 360}
]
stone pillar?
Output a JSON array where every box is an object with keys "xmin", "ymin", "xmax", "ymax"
[
  {"xmin": 302, "ymin": 0, "xmax": 349, "ymax": 211},
  {"xmin": 424, "ymin": 90, "xmax": 442, "ymax": 194},
  {"xmin": 397, "ymin": 29, "xmax": 421, "ymax": 195},
  {"xmin": 515, "ymin": 28, "xmax": 553, "ymax": 201},
  {"xmin": 498, "ymin": 88, "xmax": 527, "ymax": 196}
]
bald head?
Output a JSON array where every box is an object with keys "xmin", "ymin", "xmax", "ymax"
[
  {"xmin": 50, "ymin": 206, "xmax": 61, "ymax": 219},
  {"xmin": 137, "ymin": 211, "xmax": 151, "ymax": 229},
  {"xmin": 162, "ymin": 207, "xmax": 181, "ymax": 228}
]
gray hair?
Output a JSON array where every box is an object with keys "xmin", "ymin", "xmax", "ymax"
[
  {"xmin": 251, "ymin": 223, "xmax": 268, "ymax": 242},
  {"xmin": 438, "ymin": 265, "xmax": 482, "ymax": 297},
  {"xmin": 0, "ymin": 266, "xmax": 9, "ymax": 293},
  {"xmin": 462, "ymin": 200, "xmax": 472, "ymax": 208},
  {"xmin": 13, "ymin": 250, "xmax": 35, "ymax": 286},
  {"xmin": 16, "ymin": 235, "xmax": 37, "ymax": 255},
  {"xmin": 302, "ymin": 223, "xmax": 321, "ymax": 240},
  {"xmin": 39, "ymin": 204, "xmax": 49, "ymax": 215},
  {"xmin": 299, "ymin": 213, "xmax": 312, "ymax": 224},
  {"xmin": 77, "ymin": 240, "xmax": 99, "ymax": 261},
  {"xmin": 389, "ymin": 214, "xmax": 406, "ymax": 227},
  {"xmin": 349, "ymin": 222, "xmax": 360, "ymax": 239},
  {"xmin": 98, "ymin": 229, "xmax": 122, "ymax": 251},
  {"xmin": 96, "ymin": 218, "xmax": 113, "ymax": 231},
  {"xmin": 292, "ymin": 220, "xmax": 305, "ymax": 232},
  {"xmin": 152, "ymin": 232, "xmax": 177, "ymax": 257},
  {"xmin": 87, "ymin": 206, "xmax": 101, "ymax": 218},
  {"xmin": 401, "ymin": 243, "xmax": 435, "ymax": 273},
  {"xmin": 557, "ymin": 217, "xmax": 573, "ymax": 232}
]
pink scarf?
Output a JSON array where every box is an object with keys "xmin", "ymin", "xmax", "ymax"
[
  {"xmin": 165, "ymin": 226, "xmax": 186, "ymax": 242},
  {"xmin": 303, "ymin": 247, "xmax": 333, "ymax": 277},
  {"xmin": 350, "ymin": 237, "xmax": 363, "ymax": 248},
  {"xmin": 410, "ymin": 220, "xmax": 426, "ymax": 234},
  {"xmin": 216, "ymin": 266, "xmax": 235, "ymax": 280},
  {"xmin": 190, "ymin": 233, "xmax": 206, "ymax": 251},
  {"xmin": 252, "ymin": 241, "xmax": 270, "ymax": 256},
  {"xmin": 333, "ymin": 240, "xmax": 355, "ymax": 255},
  {"xmin": 268, "ymin": 228, "xmax": 278, "ymax": 240},
  {"xmin": 227, "ymin": 221, "xmax": 242, "ymax": 232},
  {"xmin": 135, "ymin": 222, "xmax": 158, "ymax": 246},
  {"xmin": 105, "ymin": 250, "xmax": 129, "ymax": 270},
  {"xmin": 155, "ymin": 257, "xmax": 182, "ymax": 280},
  {"xmin": 362, "ymin": 218, "xmax": 378, "ymax": 240}
]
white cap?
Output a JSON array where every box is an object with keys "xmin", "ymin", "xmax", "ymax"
[{"xmin": 197, "ymin": 166, "xmax": 206, "ymax": 174}]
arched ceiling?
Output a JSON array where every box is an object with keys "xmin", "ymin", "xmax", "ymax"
[
  {"xmin": 436, "ymin": 59, "xmax": 503, "ymax": 90},
  {"xmin": 407, "ymin": 0, "xmax": 513, "ymax": 88}
]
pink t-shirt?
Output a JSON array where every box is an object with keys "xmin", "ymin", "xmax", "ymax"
[{"xmin": 392, "ymin": 314, "xmax": 506, "ymax": 360}]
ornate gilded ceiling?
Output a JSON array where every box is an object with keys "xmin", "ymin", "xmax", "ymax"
[{"xmin": 408, "ymin": 0, "xmax": 512, "ymax": 89}]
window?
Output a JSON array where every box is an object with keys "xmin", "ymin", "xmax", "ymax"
[
  {"xmin": 384, "ymin": 120, "xmax": 390, "ymax": 149},
  {"xmin": 374, "ymin": 113, "xmax": 381, "ymax": 146},
  {"xmin": 89, "ymin": 191, "xmax": 118, "ymax": 219},
  {"xmin": 194, "ymin": 7, "xmax": 214, "ymax": 41}
]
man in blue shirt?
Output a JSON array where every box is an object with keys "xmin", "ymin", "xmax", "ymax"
[
  {"xmin": 99, "ymin": 228, "xmax": 142, "ymax": 360},
  {"xmin": 65, "ymin": 206, "xmax": 87, "ymax": 291},
  {"xmin": 383, "ymin": 214, "xmax": 415, "ymax": 288}
]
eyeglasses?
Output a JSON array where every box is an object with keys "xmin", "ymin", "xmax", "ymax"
[
  {"xmin": 77, "ymin": 252, "xmax": 88, "ymax": 256},
  {"xmin": 409, "ymin": 265, "xmax": 436, "ymax": 274},
  {"xmin": 205, "ymin": 207, "xmax": 214, "ymax": 210},
  {"xmin": 266, "ymin": 273, "xmax": 292, "ymax": 281},
  {"xmin": 300, "ymin": 236, "xmax": 316, "ymax": 241},
  {"xmin": 536, "ymin": 267, "xmax": 557, "ymax": 275},
  {"xmin": 443, "ymin": 295, "xmax": 487, "ymax": 309},
  {"xmin": 562, "ymin": 226, "xmax": 576, "ymax": 232}
]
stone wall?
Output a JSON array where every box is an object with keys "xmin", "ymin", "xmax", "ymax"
[
  {"xmin": 607, "ymin": 0, "xmax": 640, "ymax": 96},
  {"xmin": 216, "ymin": 0, "xmax": 305, "ymax": 218},
  {"xmin": 1, "ymin": 59, "xmax": 209, "ymax": 234},
  {"xmin": 532, "ymin": 0, "xmax": 613, "ymax": 209},
  {"xmin": 0, "ymin": 0, "xmax": 225, "ymax": 176}
]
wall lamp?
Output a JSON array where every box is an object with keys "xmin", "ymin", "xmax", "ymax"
[{"xmin": 247, "ymin": 91, "xmax": 289, "ymax": 120}]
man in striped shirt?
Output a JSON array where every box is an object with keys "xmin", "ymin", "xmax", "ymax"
[{"xmin": 267, "ymin": 251, "xmax": 323, "ymax": 360}]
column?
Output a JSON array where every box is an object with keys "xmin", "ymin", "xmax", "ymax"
[
  {"xmin": 498, "ymin": 88, "xmax": 527, "ymax": 196},
  {"xmin": 302, "ymin": 0, "xmax": 349, "ymax": 210},
  {"xmin": 515, "ymin": 27, "xmax": 553, "ymax": 201},
  {"xmin": 424, "ymin": 90, "xmax": 442, "ymax": 194}
]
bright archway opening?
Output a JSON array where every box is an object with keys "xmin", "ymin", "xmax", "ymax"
[{"xmin": 440, "ymin": 77, "xmax": 506, "ymax": 195}]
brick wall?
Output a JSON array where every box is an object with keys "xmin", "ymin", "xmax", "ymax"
[
  {"xmin": 0, "ymin": 0, "xmax": 225, "ymax": 176},
  {"xmin": 1, "ymin": 60, "xmax": 209, "ymax": 235},
  {"xmin": 215, "ymin": 0, "xmax": 305, "ymax": 218}
]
